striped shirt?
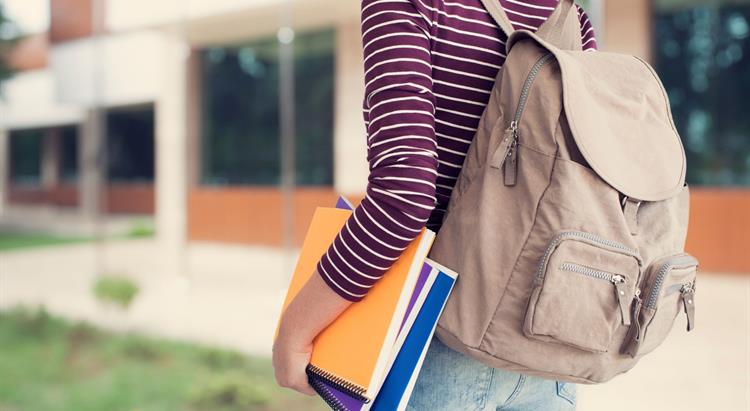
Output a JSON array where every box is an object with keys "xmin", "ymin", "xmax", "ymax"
[{"xmin": 317, "ymin": 0, "xmax": 598, "ymax": 301}]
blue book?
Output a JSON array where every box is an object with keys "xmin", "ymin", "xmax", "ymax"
[{"xmin": 367, "ymin": 260, "xmax": 457, "ymax": 411}]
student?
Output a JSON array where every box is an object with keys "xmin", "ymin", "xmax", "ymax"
[{"xmin": 274, "ymin": 1, "xmax": 597, "ymax": 409}]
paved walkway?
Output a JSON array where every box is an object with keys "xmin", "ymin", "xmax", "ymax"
[{"xmin": 0, "ymin": 239, "xmax": 747, "ymax": 411}]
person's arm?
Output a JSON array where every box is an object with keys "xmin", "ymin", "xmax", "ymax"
[
  {"xmin": 273, "ymin": 0, "xmax": 436, "ymax": 395},
  {"xmin": 576, "ymin": 4, "xmax": 598, "ymax": 51},
  {"xmin": 273, "ymin": 270, "xmax": 350, "ymax": 396}
]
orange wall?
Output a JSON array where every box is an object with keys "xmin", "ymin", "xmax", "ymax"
[
  {"xmin": 685, "ymin": 188, "xmax": 750, "ymax": 274},
  {"xmin": 8, "ymin": 184, "xmax": 77, "ymax": 207},
  {"xmin": 188, "ymin": 187, "xmax": 748, "ymax": 273},
  {"xmin": 8, "ymin": 185, "xmax": 50, "ymax": 205},
  {"xmin": 105, "ymin": 183, "xmax": 155, "ymax": 214},
  {"xmin": 48, "ymin": 184, "xmax": 78, "ymax": 206},
  {"xmin": 7, "ymin": 183, "xmax": 154, "ymax": 214},
  {"xmin": 188, "ymin": 187, "xmax": 364, "ymax": 246},
  {"xmin": 7, "ymin": 33, "xmax": 48, "ymax": 71},
  {"xmin": 49, "ymin": 0, "xmax": 95, "ymax": 43},
  {"xmin": 602, "ymin": 0, "xmax": 653, "ymax": 61}
]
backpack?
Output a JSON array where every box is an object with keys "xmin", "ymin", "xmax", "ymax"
[{"xmin": 427, "ymin": 0, "xmax": 698, "ymax": 384}]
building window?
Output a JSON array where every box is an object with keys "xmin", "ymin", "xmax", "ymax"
[
  {"xmin": 654, "ymin": 1, "xmax": 750, "ymax": 186},
  {"xmin": 106, "ymin": 104, "xmax": 155, "ymax": 183},
  {"xmin": 200, "ymin": 28, "xmax": 334, "ymax": 186},
  {"xmin": 9, "ymin": 128, "xmax": 44, "ymax": 185},
  {"xmin": 59, "ymin": 125, "xmax": 79, "ymax": 183}
]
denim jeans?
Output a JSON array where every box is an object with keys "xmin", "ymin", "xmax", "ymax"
[{"xmin": 406, "ymin": 337, "xmax": 576, "ymax": 411}]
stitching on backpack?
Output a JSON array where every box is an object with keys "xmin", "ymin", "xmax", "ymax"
[{"xmin": 478, "ymin": 115, "xmax": 564, "ymax": 346}]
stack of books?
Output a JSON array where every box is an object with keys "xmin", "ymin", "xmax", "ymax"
[{"xmin": 276, "ymin": 196, "xmax": 458, "ymax": 411}]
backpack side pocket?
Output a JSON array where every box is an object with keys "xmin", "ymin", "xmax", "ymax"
[
  {"xmin": 622, "ymin": 253, "xmax": 698, "ymax": 357},
  {"xmin": 523, "ymin": 230, "xmax": 641, "ymax": 353}
]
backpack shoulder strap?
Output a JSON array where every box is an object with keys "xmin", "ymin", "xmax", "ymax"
[
  {"xmin": 536, "ymin": 0, "xmax": 583, "ymax": 51},
  {"xmin": 479, "ymin": 0, "xmax": 515, "ymax": 37}
]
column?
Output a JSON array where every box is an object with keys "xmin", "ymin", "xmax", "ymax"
[
  {"xmin": 41, "ymin": 128, "xmax": 61, "ymax": 189},
  {"xmin": 602, "ymin": 0, "xmax": 653, "ymax": 61},
  {"xmin": 155, "ymin": 28, "xmax": 189, "ymax": 277},
  {"xmin": 0, "ymin": 128, "xmax": 8, "ymax": 216},
  {"xmin": 333, "ymin": 21, "xmax": 368, "ymax": 197},
  {"xmin": 78, "ymin": 108, "xmax": 104, "ymax": 217}
]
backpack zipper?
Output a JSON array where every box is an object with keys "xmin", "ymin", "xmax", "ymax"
[
  {"xmin": 559, "ymin": 261, "xmax": 631, "ymax": 325},
  {"xmin": 536, "ymin": 230, "xmax": 640, "ymax": 286},
  {"xmin": 628, "ymin": 263, "xmax": 697, "ymax": 353},
  {"xmin": 559, "ymin": 262, "xmax": 625, "ymax": 284},
  {"xmin": 502, "ymin": 52, "xmax": 555, "ymax": 186},
  {"xmin": 680, "ymin": 281, "xmax": 696, "ymax": 331},
  {"xmin": 513, "ymin": 52, "xmax": 555, "ymax": 128},
  {"xmin": 644, "ymin": 254, "xmax": 698, "ymax": 309}
]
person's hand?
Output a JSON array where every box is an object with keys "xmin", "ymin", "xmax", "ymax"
[
  {"xmin": 272, "ymin": 270, "xmax": 353, "ymax": 396},
  {"xmin": 272, "ymin": 328, "xmax": 317, "ymax": 396}
]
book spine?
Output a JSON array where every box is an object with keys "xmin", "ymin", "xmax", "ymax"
[
  {"xmin": 306, "ymin": 363, "xmax": 370, "ymax": 403},
  {"xmin": 308, "ymin": 375, "xmax": 348, "ymax": 411}
]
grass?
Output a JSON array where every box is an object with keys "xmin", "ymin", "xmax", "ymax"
[
  {"xmin": 93, "ymin": 277, "xmax": 140, "ymax": 308},
  {"xmin": 126, "ymin": 221, "xmax": 155, "ymax": 238},
  {"xmin": 0, "ymin": 232, "xmax": 91, "ymax": 251},
  {"xmin": 0, "ymin": 307, "xmax": 327, "ymax": 411},
  {"xmin": 0, "ymin": 221, "xmax": 156, "ymax": 251}
]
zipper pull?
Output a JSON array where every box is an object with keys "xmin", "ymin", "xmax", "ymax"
[
  {"xmin": 612, "ymin": 275, "xmax": 630, "ymax": 326},
  {"xmin": 504, "ymin": 138, "xmax": 518, "ymax": 186},
  {"xmin": 681, "ymin": 283, "xmax": 695, "ymax": 332},
  {"xmin": 490, "ymin": 125, "xmax": 516, "ymax": 170},
  {"xmin": 623, "ymin": 289, "xmax": 642, "ymax": 357}
]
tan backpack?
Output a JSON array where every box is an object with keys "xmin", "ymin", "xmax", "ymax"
[{"xmin": 428, "ymin": 0, "xmax": 699, "ymax": 384}]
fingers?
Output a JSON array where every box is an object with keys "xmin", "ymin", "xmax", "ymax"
[
  {"xmin": 275, "ymin": 373, "xmax": 316, "ymax": 396},
  {"xmin": 272, "ymin": 354, "xmax": 316, "ymax": 396},
  {"xmin": 272, "ymin": 336, "xmax": 317, "ymax": 397},
  {"xmin": 297, "ymin": 381, "xmax": 318, "ymax": 396}
]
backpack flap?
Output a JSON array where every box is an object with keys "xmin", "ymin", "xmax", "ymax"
[{"xmin": 508, "ymin": 32, "xmax": 687, "ymax": 202}]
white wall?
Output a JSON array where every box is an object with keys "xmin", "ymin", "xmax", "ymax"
[
  {"xmin": 333, "ymin": 21, "xmax": 368, "ymax": 196},
  {"xmin": 0, "ymin": 70, "xmax": 84, "ymax": 129},
  {"xmin": 106, "ymin": 0, "xmax": 281, "ymax": 31},
  {"xmin": 50, "ymin": 30, "xmax": 171, "ymax": 107},
  {"xmin": 105, "ymin": 0, "xmax": 359, "ymax": 47}
]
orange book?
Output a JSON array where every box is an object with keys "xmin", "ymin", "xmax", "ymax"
[{"xmin": 276, "ymin": 207, "xmax": 435, "ymax": 403}]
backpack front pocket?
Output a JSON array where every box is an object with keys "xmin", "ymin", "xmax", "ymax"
[
  {"xmin": 622, "ymin": 253, "xmax": 698, "ymax": 357},
  {"xmin": 523, "ymin": 231, "xmax": 641, "ymax": 353}
]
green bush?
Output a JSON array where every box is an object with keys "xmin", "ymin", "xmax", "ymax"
[
  {"xmin": 127, "ymin": 221, "xmax": 155, "ymax": 238},
  {"xmin": 93, "ymin": 276, "xmax": 139, "ymax": 308},
  {"xmin": 1, "ymin": 306, "xmax": 56, "ymax": 337},
  {"xmin": 189, "ymin": 373, "xmax": 272, "ymax": 410},
  {"xmin": 120, "ymin": 336, "xmax": 165, "ymax": 362},
  {"xmin": 67, "ymin": 322, "xmax": 101, "ymax": 346},
  {"xmin": 199, "ymin": 348, "xmax": 247, "ymax": 371}
]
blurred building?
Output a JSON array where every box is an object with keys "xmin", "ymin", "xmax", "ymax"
[{"xmin": 0, "ymin": 0, "xmax": 748, "ymax": 273}]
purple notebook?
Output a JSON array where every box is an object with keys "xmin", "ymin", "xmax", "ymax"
[{"xmin": 399, "ymin": 263, "xmax": 433, "ymax": 333}]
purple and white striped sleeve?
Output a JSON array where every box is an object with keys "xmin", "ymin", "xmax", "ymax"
[
  {"xmin": 315, "ymin": 0, "xmax": 438, "ymax": 302},
  {"xmin": 576, "ymin": 5, "xmax": 598, "ymax": 51}
]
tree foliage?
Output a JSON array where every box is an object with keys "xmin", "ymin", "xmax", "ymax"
[{"xmin": 0, "ymin": 3, "xmax": 17, "ymax": 85}]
